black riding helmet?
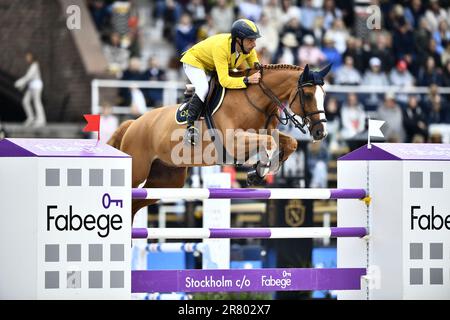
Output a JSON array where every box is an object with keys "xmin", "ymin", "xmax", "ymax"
[{"xmin": 231, "ymin": 19, "xmax": 261, "ymax": 40}]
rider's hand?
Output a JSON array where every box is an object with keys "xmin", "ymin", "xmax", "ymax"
[{"xmin": 247, "ymin": 72, "xmax": 261, "ymax": 84}]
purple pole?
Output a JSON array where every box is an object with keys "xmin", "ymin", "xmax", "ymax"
[
  {"xmin": 209, "ymin": 228, "xmax": 272, "ymax": 238},
  {"xmin": 132, "ymin": 188, "xmax": 148, "ymax": 199},
  {"xmin": 132, "ymin": 228, "xmax": 148, "ymax": 239},
  {"xmin": 330, "ymin": 189, "xmax": 367, "ymax": 199},
  {"xmin": 209, "ymin": 188, "xmax": 271, "ymax": 199},
  {"xmin": 330, "ymin": 227, "xmax": 367, "ymax": 238}
]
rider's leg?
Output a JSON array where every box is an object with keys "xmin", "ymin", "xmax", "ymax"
[{"xmin": 182, "ymin": 63, "xmax": 209, "ymax": 145}]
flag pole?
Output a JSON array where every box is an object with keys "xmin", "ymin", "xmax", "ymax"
[{"xmin": 367, "ymin": 115, "xmax": 372, "ymax": 149}]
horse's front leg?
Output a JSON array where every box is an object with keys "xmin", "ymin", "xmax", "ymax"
[
  {"xmin": 228, "ymin": 130, "xmax": 279, "ymax": 185},
  {"xmin": 271, "ymin": 131, "xmax": 298, "ymax": 173}
]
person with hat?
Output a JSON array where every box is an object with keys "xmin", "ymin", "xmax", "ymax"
[
  {"xmin": 362, "ymin": 57, "xmax": 389, "ymax": 110},
  {"xmin": 389, "ymin": 59, "xmax": 415, "ymax": 105},
  {"xmin": 180, "ymin": 18, "xmax": 262, "ymax": 145}
]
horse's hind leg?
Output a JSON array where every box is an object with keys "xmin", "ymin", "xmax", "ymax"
[{"xmin": 131, "ymin": 159, "xmax": 188, "ymax": 221}]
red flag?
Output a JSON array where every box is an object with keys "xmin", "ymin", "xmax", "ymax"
[{"xmin": 83, "ymin": 114, "xmax": 101, "ymax": 141}]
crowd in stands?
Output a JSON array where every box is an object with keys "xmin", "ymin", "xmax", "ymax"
[{"xmin": 87, "ymin": 0, "xmax": 450, "ymax": 187}]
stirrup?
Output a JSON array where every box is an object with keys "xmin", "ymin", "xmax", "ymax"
[{"xmin": 185, "ymin": 126, "xmax": 200, "ymax": 146}]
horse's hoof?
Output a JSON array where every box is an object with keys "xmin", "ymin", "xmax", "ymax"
[{"xmin": 247, "ymin": 168, "xmax": 265, "ymax": 186}]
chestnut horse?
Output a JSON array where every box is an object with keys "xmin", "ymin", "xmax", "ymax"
[{"xmin": 108, "ymin": 63, "xmax": 330, "ymax": 220}]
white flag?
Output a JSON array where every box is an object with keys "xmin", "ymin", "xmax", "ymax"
[{"xmin": 368, "ymin": 119, "xmax": 385, "ymax": 138}]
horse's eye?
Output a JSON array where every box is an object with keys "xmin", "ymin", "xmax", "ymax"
[{"xmin": 305, "ymin": 94, "xmax": 313, "ymax": 100}]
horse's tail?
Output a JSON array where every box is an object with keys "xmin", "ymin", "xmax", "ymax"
[{"xmin": 107, "ymin": 119, "xmax": 134, "ymax": 149}]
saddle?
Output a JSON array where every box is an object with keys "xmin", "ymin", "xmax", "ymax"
[{"xmin": 175, "ymin": 73, "xmax": 226, "ymax": 125}]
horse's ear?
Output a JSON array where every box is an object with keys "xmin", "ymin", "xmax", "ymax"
[
  {"xmin": 300, "ymin": 64, "xmax": 310, "ymax": 83},
  {"xmin": 318, "ymin": 63, "xmax": 332, "ymax": 78}
]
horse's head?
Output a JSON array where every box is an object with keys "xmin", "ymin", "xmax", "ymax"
[{"xmin": 290, "ymin": 64, "xmax": 331, "ymax": 141}]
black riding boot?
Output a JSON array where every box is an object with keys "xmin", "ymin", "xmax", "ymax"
[{"xmin": 185, "ymin": 94, "xmax": 204, "ymax": 145}]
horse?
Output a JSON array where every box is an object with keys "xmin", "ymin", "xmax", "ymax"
[{"xmin": 107, "ymin": 63, "xmax": 331, "ymax": 221}]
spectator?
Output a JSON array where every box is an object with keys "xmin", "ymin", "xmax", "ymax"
[
  {"xmin": 402, "ymin": 95, "xmax": 428, "ymax": 142},
  {"xmin": 389, "ymin": 60, "xmax": 415, "ymax": 105},
  {"xmin": 362, "ymin": 57, "xmax": 390, "ymax": 110},
  {"xmin": 323, "ymin": 18, "xmax": 348, "ymax": 54},
  {"xmin": 424, "ymin": 0, "xmax": 448, "ymax": 32},
  {"xmin": 300, "ymin": 0, "xmax": 323, "ymax": 31},
  {"xmin": 256, "ymin": 13, "xmax": 279, "ymax": 56},
  {"xmin": 324, "ymin": 96, "xmax": 341, "ymax": 150},
  {"xmin": 417, "ymin": 56, "xmax": 443, "ymax": 86},
  {"xmin": 321, "ymin": 34, "xmax": 342, "ymax": 72},
  {"xmin": 442, "ymin": 61, "xmax": 450, "ymax": 87},
  {"xmin": 103, "ymin": 32, "xmax": 130, "ymax": 76},
  {"xmin": 99, "ymin": 102, "xmax": 119, "ymax": 144},
  {"xmin": 370, "ymin": 33, "xmax": 395, "ymax": 73},
  {"xmin": 392, "ymin": 18, "xmax": 415, "ymax": 62},
  {"xmin": 335, "ymin": 56, "xmax": 361, "ymax": 85},
  {"xmin": 307, "ymin": 140, "xmax": 329, "ymax": 188},
  {"xmin": 442, "ymin": 43, "xmax": 450, "ymax": 67},
  {"xmin": 433, "ymin": 20, "xmax": 450, "ymax": 55},
  {"xmin": 298, "ymin": 34, "xmax": 326, "ymax": 67},
  {"xmin": 426, "ymin": 94, "xmax": 449, "ymax": 125},
  {"xmin": 197, "ymin": 15, "xmax": 219, "ymax": 41},
  {"xmin": 175, "ymin": 13, "xmax": 197, "ymax": 56},
  {"xmin": 129, "ymin": 84, "xmax": 147, "ymax": 118},
  {"xmin": 238, "ymin": 0, "xmax": 263, "ymax": 22},
  {"xmin": 340, "ymin": 93, "xmax": 366, "ymax": 139},
  {"xmin": 262, "ymin": 0, "xmax": 284, "ymax": 32},
  {"xmin": 187, "ymin": 0, "xmax": 207, "ymax": 29},
  {"xmin": 119, "ymin": 57, "xmax": 143, "ymax": 106},
  {"xmin": 210, "ymin": 0, "xmax": 234, "ymax": 33},
  {"xmin": 273, "ymin": 32, "xmax": 299, "ymax": 65},
  {"xmin": 343, "ymin": 36, "xmax": 365, "ymax": 73},
  {"xmin": 377, "ymin": 92, "xmax": 405, "ymax": 142},
  {"xmin": 280, "ymin": 0, "xmax": 302, "ymax": 26},
  {"xmin": 14, "ymin": 52, "xmax": 46, "ymax": 127},
  {"xmin": 404, "ymin": 0, "xmax": 425, "ymax": 29},
  {"xmin": 322, "ymin": 0, "xmax": 343, "ymax": 30},
  {"xmin": 142, "ymin": 57, "xmax": 166, "ymax": 106}
]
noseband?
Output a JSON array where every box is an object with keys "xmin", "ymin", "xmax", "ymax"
[{"xmin": 285, "ymin": 82, "xmax": 327, "ymax": 134}]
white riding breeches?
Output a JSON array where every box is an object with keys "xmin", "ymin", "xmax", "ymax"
[{"xmin": 183, "ymin": 63, "xmax": 211, "ymax": 103}]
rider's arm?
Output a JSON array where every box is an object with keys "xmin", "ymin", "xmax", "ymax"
[{"xmin": 212, "ymin": 46, "xmax": 248, "ymax": 89}]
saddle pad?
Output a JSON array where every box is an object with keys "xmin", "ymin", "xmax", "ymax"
[{"xmin": 175, "ymin": 86, "xmax": 226, "ymax": 124}]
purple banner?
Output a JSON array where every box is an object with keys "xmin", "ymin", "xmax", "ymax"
[{"xmin": 131, "ymin": 268, "xmax": 366, "ymax": 293}]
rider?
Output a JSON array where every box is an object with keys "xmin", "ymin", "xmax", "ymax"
[{"xmin": 180, "ymin": 19, "xmax": 262, "ymax": 145}]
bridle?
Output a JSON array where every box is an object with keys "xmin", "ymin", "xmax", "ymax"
[{"xmin": 244, "ymin": 66, "xmax": 327, "ymax": 134}]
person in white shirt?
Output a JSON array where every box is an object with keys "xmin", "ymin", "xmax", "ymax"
[{"xmin": 14, "ymin": 52, "xmax": 46, "ymax": 127}]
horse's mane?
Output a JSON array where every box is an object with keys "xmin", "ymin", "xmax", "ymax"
[{"xmin": 262, "ymin": 64, "xmax": 303, "ymax": 71}]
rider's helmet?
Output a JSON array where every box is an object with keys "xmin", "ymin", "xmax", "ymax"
[{"xmin": 231, "ymin": 19, "xmax": 261, "ymax": 40}]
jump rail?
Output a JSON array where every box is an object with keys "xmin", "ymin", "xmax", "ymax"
[
  {"xmin": 132, "ymin": 227, "xmax": 368, "ymax": 239},
  {"xmin": 131, "ymin": 188, "xmax": 367, "ymax": 200}
]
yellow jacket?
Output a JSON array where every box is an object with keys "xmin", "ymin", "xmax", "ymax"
[{"xmin": 180, "ymin": 33, "xmax": 259, "ymax": 89}]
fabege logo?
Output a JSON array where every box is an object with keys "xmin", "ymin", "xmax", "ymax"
[
  {"xmin": 410, "ymin": 206, "xmax": 450, "ymax": 230},
  {"xmin": 47, "ymin": 205, "xmax": 123, "ymax": 237},
  {"xmin": 66, "ymin": 5, "xmax": 81, "ymax": 30}
]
